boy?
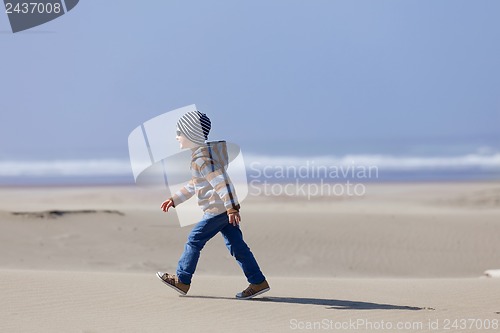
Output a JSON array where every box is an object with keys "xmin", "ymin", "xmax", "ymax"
[{"xmin": 158, "ymin": 110, "xmax": 270, "ymax": 300}]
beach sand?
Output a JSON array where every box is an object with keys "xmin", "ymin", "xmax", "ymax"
[{"xmin": 1, "ymin": 182, "xmax": 499, "ymax": 332}]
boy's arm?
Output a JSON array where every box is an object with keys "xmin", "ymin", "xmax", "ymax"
[{"xmin": 170, "ymin": 179, "xmax": 196, "ymax": 207}]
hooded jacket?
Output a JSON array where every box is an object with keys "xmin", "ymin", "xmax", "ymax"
[{"xmin": 171, "ymin": 141, "xmax": 240, "ymax": 215}]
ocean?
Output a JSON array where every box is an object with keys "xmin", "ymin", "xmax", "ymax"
[{"xmin": 1, "ymin": 151, "xmax": 499, "ymax": 186}]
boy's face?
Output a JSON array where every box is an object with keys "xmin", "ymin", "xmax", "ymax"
[{"xmin": 176, "ymin": 129, "xmax": 197, "ymax": 149}]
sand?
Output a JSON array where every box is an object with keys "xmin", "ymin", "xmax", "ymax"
[{"xmin": 1, "ymin": 182, "xmax": 499, "ymax": 332}]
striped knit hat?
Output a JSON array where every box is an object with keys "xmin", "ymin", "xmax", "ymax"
[{"xmin": 176, "ymin": 111, "xmax": 211, "ymax": 144}]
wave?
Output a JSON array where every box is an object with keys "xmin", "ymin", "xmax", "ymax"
[
  {"xmin": 0, "ymin": 152, "xmax": 499, "ymax": 178},
  {"xmin": 244, "ymin": 153, "xmax": 500, "ymax": 171},
  {"xmin": 0, "ymin": 159, "xmax": 132, "ymax": 177}
]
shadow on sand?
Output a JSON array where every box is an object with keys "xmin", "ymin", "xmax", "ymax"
[{"xmin": 181, "ymin": 295, "xmax": 425, "ymax": 310}]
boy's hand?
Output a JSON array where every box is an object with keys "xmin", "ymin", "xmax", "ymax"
[
  {"xmin": 160, "ymin": 199, "xmax": 174, "ymax": 212},
  {"xmin": 228, "ymin": 212, "xmax": 241, "ymax": 226}
]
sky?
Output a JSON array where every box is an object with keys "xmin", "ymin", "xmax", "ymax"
[{"xmin": 1, "ymin": 0, "xmax": 499, "ymax": 163}]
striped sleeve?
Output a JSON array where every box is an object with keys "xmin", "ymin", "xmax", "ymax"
[{"xmin": 171, "ymin": 179, "xmax": 195, "ymax": 207}]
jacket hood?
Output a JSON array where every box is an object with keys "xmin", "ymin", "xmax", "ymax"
[{"xmin": 191, "ymin": 141, "xmax": 229, "ymax": 169}]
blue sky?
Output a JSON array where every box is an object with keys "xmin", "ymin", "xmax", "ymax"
[{"xmin": 1, "ymin": 0, "xmax": 499, "ymax": 160}]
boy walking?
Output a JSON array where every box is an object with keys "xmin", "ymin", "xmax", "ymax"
[{"xmin": 158, "ymin": 110, "xmax": 269, "ymax": 299}]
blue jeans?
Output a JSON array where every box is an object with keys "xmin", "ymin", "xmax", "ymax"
[{"xmin": 176, "ymin": 212, "xmax": 266, "ymax": 285}]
